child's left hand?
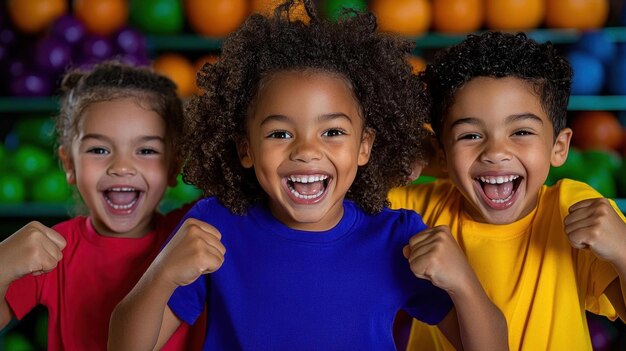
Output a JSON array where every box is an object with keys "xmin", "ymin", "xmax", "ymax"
[
  {"xmin": 403, "ymin": 225, "xmax": 477, "ymax": 294},
  {"xmin": 565, "ymin": 198, "xmax": 626, "ymax": 263}
]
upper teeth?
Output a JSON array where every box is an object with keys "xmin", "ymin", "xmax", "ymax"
[
  {"xmin": 477, "ymin": 175, "xmax": 519, "ymax": 184},
  {"xmin": 288, "ymin": 175, "xmax": 328, "ymax": 183},
  {"xmin": 110, "ymin": 187, "xmax": 136, "ymax": 192}
]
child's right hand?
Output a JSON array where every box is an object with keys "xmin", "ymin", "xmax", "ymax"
[
  {"xmin": 152, "ymin": 218, "xmax": 226, "ymax": 288},
  {"xmin": 403, "ymin": 225, "xmax": 477, "ymax": 295},
  {"xmin": 0, "ymin": 221, "xmax": 66, "ymax": 284}
]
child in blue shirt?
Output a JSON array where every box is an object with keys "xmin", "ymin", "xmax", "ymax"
[{"xmin": 108, "ymin": 1, "xmax": 507, "ymax": 350}]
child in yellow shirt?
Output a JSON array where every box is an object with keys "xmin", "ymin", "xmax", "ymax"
[{"xmin": 389, "ymin": 31, "xmax": 626, "ymax": 350}]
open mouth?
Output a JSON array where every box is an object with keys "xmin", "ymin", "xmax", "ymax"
[
  {"xmin": 475, "ymin": 175, "xmax": 522, "ymax": 205},
  {"xmin": 104, "ymin": 187, "xmax": 141, "ymax": 211},
  {"xmin": 286, "ymin": 175, "xmax": 329, "ymax": 200}
]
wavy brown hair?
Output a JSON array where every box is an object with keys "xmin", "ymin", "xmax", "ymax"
[{"xmin": 183, "ymin": 0, "xmax": 430, "ymax": 214}]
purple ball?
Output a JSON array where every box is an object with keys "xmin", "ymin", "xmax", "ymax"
[
  {"xmin": 51, "ymin": 15, "xmax": 86, "ymax": 46},
  {"xmin": 80, "ymin": 35, "xmax": 114, "ymax": 62},
  {"xmin": 5, "ymin": 57, "xmax": 28, "ymax": 78},
  {"xmin": 10, "ymin": 72, "xmax": 54, "ymax": 97},
  {"xmin": 114, "ymin": 27, "xmax": 146, "ymax": 55},
  {"xmin": 35, "ymin": 36, "xmax": 73, "ymax": 73},
  {"xmin": 0, "ymin": 28, "xmax": 17, "ymax": 47},
  {"xmin": 117, "ymin": 52, "xmax": 150, "ymax": 67}
]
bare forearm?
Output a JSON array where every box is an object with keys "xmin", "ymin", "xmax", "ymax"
[
  {"xmin": 0, "ymin": 285, "xmax": 12, "ymax": 330},
  {"xmin": 108, "ymin": 271, "xmax": 178, "ymax": 351},
  {"xmin": 450, "ymin": 282, "xmax": 509, "ymax": 351}
]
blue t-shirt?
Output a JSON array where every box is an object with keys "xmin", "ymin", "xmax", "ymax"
[{"xmin": 168, "ymin": 197, "xmax": 453, "ymax": 350}]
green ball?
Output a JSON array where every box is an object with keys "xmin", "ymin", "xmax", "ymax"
[
  {"xmin": 582, "ymin": 149, "xmax": 622, "ymax": 176},
  {"xmin": 31, "ymin": 170, "xmax": 72, "ymax": 203},
  {"xmin": 321, "ymin": 0, "xmax": 367, "ymax": 21},
  {"xmin": 411, "ymin": 175, "xmax": 437, "ymax": 185},
  {"xmin": 584, "ymin": 169, "xmax": 617, "ymax": 198},
  {"xmin": 15, "ymin": 116, "xmax": 56, "ymax": 147},
  {"xmin": 130, "ymin": 0, "xmax": 184, "ymax": 35},
  {"xmin": 2, "ymin": 333, "xmax": 34, "ymax": 351},
  {"xmin": 616, "ymin": 161, "xmax": 626, "ymax": 197},
  {"xmin": 0, "ymin": 174, "xmax": 26, "ymax": 204},
  {"xmin": 0, "ymin": 143, "xmax": 7, "ymax": 172},
  {"xmin": 165, "ymin": 174, "xmax": 202, "ymax": 203},
  {"xmin": 549, "ymin": 147, "xmax": 585, "ymax": 182},
  {"xmin": 12, "ymin": 145, "xmax": 53, "ymax": 180}
]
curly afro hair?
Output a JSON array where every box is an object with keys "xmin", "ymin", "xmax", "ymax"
[
  {"xmin": 421, "ymin": 31, "xmax": 572, "ymax": 143},
  {"xmin": 183, "ymin": 0, "xmax": 430, "ymax": 215}
]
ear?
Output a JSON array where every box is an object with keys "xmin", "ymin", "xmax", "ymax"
[
  {"xmin": 237, "ymin": 138, "xmax": 254, "ymax": 169},
  {"xmin": 58, "ymin": 146, "xmax": 76, "ymax": 185},
  {"xmin": 357, "ymin": 128, "xmax": 376, "ymax": 166},
  {"xmin": 550, "ymin": 127, "xmax": 572, "ymax": 167}
]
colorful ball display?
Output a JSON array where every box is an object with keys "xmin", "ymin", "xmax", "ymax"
[{"xmin": 152, "ymin": 53, "xmax": 196, "ymax": 98}]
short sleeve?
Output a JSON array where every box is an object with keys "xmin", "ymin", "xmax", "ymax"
[
  {"xmin": 168, "ymin": 276, "xmax": 208, "ymax": 325},
  {"xmin": 5, "ymin": 274, "xmax": 40, "ymax": 320}
]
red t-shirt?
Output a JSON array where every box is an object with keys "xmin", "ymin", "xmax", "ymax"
[{"xmin": 5, "ymin": 205, "xmax": 204, "ymax": 350}]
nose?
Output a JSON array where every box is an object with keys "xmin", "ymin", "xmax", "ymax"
[
  {"xmin": 107, "ymin": 153, "xmax": 136, "ymax": 177},
  {"xmin": 290, "ymin": 136, "xmax": 323, "ymax": 163},
  {"xmin": 479, "ymin": 137, "xmax": 511, "ymax": 164}
]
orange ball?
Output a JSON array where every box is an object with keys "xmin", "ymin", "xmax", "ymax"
[
  {"xmin": 185, "ymin": 0, "xmax": 248, "ymax": 37},
  {"xmin": 8, "ymin": 0, "xmax": 67, "ymax": 34},
  {"xmin": 250, "ymin": 0, "xmax": 309, "ymax": 22},
  {"xmin": 432, "ymin": 0, "xmax": 483, "ymax": 34},
  {"xmin": 570, "ymin": 111, "xmax": 624, "ymax": 151},
  {"xmin": 485, "ymin": 0, "xmax": 544, "ymax": 30},
  {"xmin": 370, "ymin": 0, "xmax": 431, "ymax": 37},
  {"xmin": 407, "ymin": 56, "xmax": 427, "ymax": 74},
  {"xmin": 152, "ymin": 54, "xmax": 197, "ymax": 98},
  {"xmin": 74, "ymin": 0, "xmax": 128, "ymax": 36},
  {"xmin": 545, "ymin": 0, "xmax": 609, "ymax": 29}
]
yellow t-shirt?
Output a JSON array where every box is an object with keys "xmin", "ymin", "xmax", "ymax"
[{"xmin": 388, "ymin": 178, "xmax": 625, "ymax": 351}]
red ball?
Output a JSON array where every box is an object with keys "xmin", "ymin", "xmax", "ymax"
[{"xmin": 570, "ymin": 111, "xmax": 623, "ymax": 151}]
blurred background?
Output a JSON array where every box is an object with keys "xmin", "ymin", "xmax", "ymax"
[{"xmin": 0, "ymin": 0, "xmax": 625, "ymax": 350}]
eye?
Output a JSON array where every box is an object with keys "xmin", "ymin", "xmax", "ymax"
[
  {"xmin": 86, "ymin": 147, "xmax": 109, "ymax": 155},
  {"xmin": 322, "ymin": 128, "xmax": 346, "ymax": 137},
  {"xmin": 138, "ymin": 148, "xmax": 160, "ymax": 155},
  {"xmin": 458, "ymin": 133, "xmax": 481, "ymax": 141},
  {"xmin": 267, "ymin": 130, "xmax": 292, "ymax": 139},
  {"xmin": 512, "ymin": 129, "xmax": 535, "ymax": 136}
]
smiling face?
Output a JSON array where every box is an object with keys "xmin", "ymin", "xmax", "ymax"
[
  {"xmin": 238, "ymin": 70, "xmax": 374, "ymax": 231},
  {"xmin": 59, "ymin": 98, "xmax": 176, "ymax": 238},
  {"xmin": 440, "ymin": 77, "xmax": 571, "ymax": 224}
]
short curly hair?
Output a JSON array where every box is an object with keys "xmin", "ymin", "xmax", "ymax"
[
  {"xmin": 183, "ymin": 0, "xmax": 430, "ymax": 215},
  {"xmin": 421, "ymin": 31, "xmax": 572, "ymax": 143}
]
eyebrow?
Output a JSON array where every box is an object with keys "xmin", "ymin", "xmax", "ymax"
[
  {"xmin": 259, "ymin": 112, "xmax": 352, "ymax": 126},
  {"xmin": 449, "ymin": 113, "xmax": 544, "ymax": 129},
  {"xmin": 80, "ymin": 133, "xmax": 165, "ymax": 143}
]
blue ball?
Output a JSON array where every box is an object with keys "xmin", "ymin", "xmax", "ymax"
[
  {"xmin": 567, "ymin": 51, "xmax": 605, "ymax": 95},
  {"xmin": 573, "ymin": 30, "xmax": 616, "ymax": 65},
  {"xmin": 606, "ymin": 53, "xmax": 626, "ymax": 95}
]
